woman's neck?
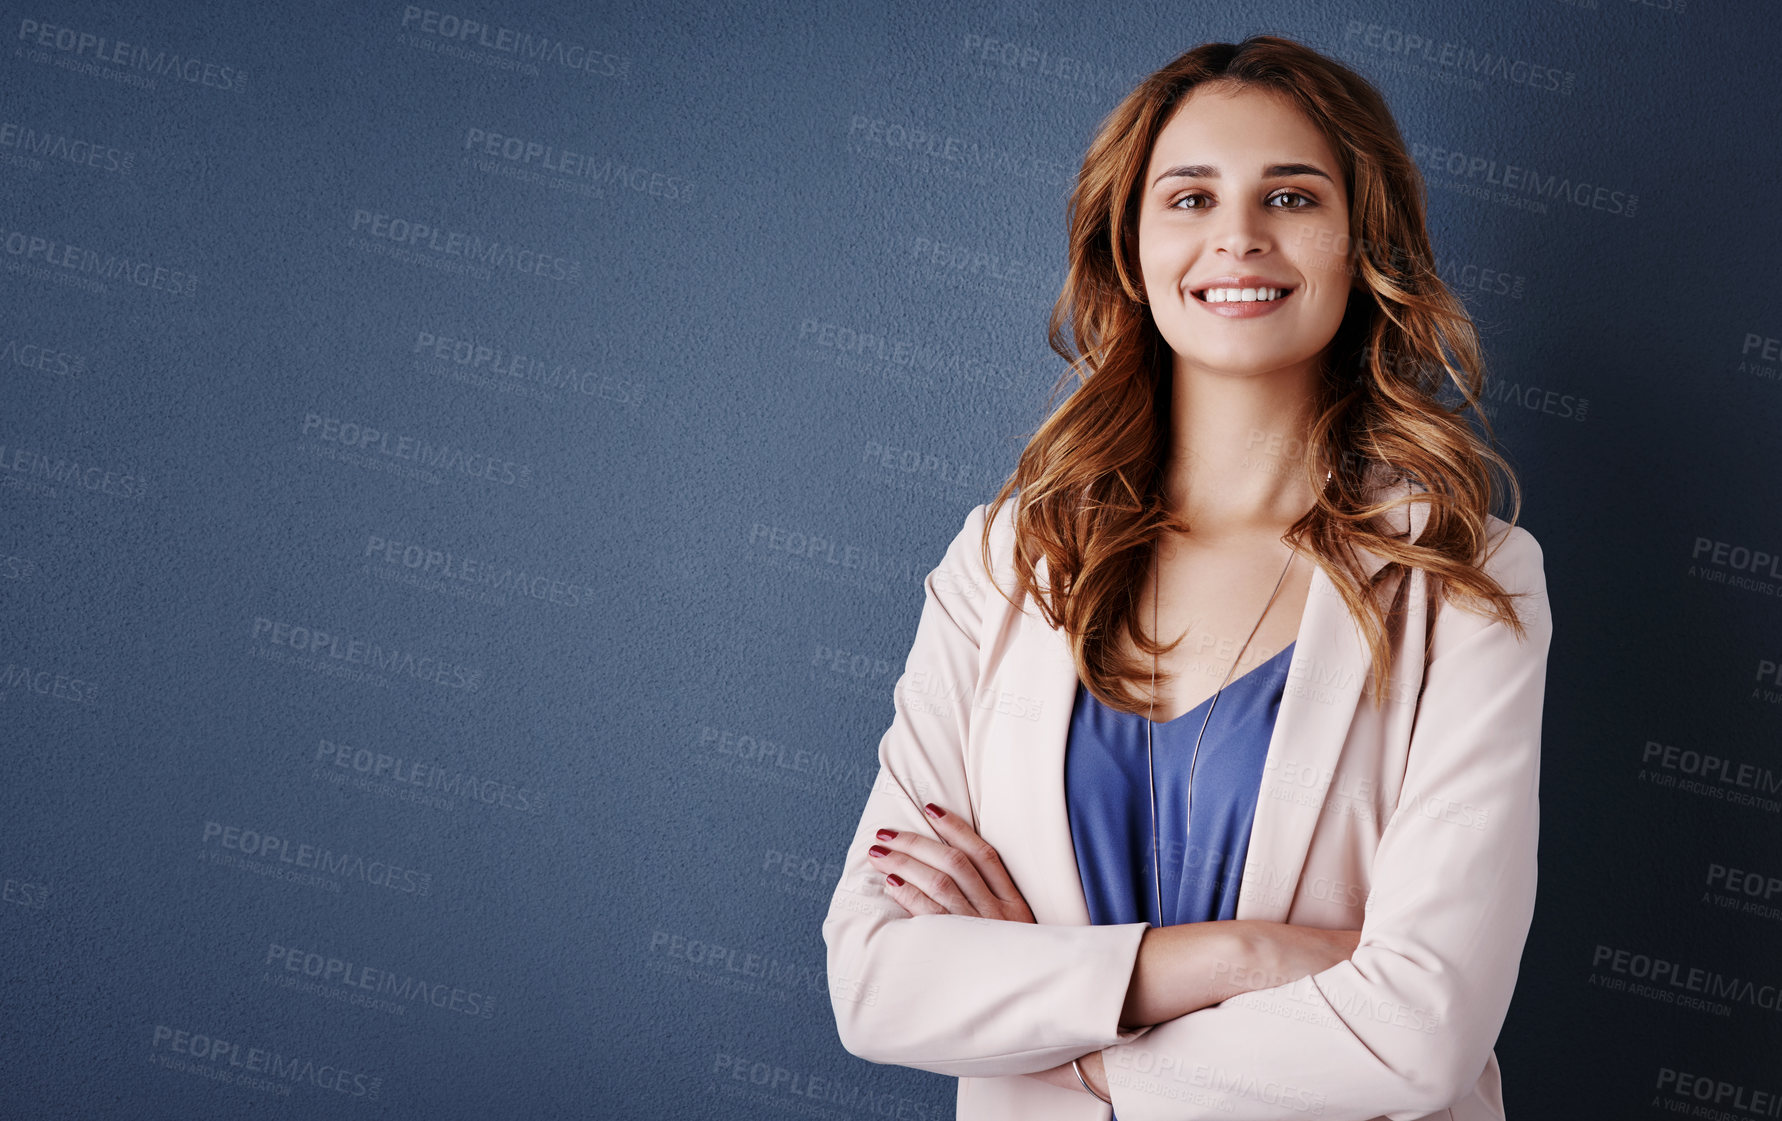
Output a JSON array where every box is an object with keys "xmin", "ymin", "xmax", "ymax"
[{"xmin": 1163, "ymin": 358, "xmax": 1323, "ymax": 535}]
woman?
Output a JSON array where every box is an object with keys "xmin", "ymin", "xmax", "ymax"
[{"xmin": 822, "ymin": 34, "xmax": 1551, "ymax": 1121}]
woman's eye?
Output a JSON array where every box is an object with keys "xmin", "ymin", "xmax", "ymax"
[{"xmin": 1167, "ymin": 190, "xmax": 1316, "ymax": 211}]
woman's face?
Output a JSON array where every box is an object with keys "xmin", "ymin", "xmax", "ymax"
[{"xmin": 1135, "ymin": 81, "xmax": 1354, "ymax": 382}]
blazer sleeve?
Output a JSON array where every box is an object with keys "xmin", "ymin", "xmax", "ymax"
[
  {"xmin": 1102, "ymin": 524, "xmax": 1554, "ymax": 1121},
  {"xmin": 821, "ymin": 501, "xmax": 1155, "ymax": 1078}
]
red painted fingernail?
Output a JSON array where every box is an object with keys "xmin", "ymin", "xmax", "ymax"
[
  {"xmin": 924, "ymin": 803, "xmax": 945, "ymax": 818},
  {"xmin": 868, "ymin": 845, "xmax": 889, "ymax": 858},
  {"xmin": 876, "ymin": 829, "xmax": 897, "ymax": 841},
  {"xmin": 885, "ymin": 874, "xmax": 904, "ymax": 886}
]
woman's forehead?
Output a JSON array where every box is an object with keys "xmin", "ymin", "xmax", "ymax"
[{"xmin": 1146, "ymin": 86, "xmax": 1340, "ymax": 178}]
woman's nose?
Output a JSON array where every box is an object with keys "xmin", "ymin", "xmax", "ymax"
[{"xmin": 1212, "ymin": 202, "xmax": 1270, "ymax": 258}]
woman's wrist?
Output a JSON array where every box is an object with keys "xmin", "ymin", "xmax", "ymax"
[
  {"xmin": 1221, "ymin": 920, "xmax": 1289, "ymax": 991},
  {"xmin": 1062, "ymin": 1055, "xmax": 1104, "ymax": 1097},
  {"xmin": 1074, "ymin": 1050, "xmax": 1112, "ymax": 1102},
  {"xmin": 1121, "ymin": 921, "xmax": 1252, "ymax": 1027},
  {"xmin": 1028, "ymin": 1052, "xmax": 1112, "ymax": 1100},
  {"xmin": 1118, "ymin": 919, "xmax": 1363, "ymax": 1033}
]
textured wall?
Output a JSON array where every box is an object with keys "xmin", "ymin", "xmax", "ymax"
[{"xmin": 4, "ymin": 0, "xmax": 1779, "ymax": 1117}]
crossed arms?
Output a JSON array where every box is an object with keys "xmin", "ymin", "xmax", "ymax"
[{"xmin": 821, "ymin": 503, "xmax": 1552, "ymax": 1121}]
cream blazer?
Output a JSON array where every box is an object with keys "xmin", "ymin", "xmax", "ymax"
[{"xmin": 821, "ymin": 480, "xmax": 1552, "ymax": 1121}]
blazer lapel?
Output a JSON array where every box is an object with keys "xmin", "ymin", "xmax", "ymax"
[
  {"xmin": 1234, "ymin": 550, "xmax": 1389, "ymax": 922},
  {"xmin": 1000, "ymin": 475, "xmax": 1425, "ymax": 929},
  {"xmin": 996, "ymin": 609, "xmax": 1096, "ymax": 926}
]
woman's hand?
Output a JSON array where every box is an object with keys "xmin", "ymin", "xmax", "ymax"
[{"xmin": 867, "ymin": 802, "xmax": 1035, "ymax": 923}]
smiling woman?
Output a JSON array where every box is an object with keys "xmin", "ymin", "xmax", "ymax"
[{"xmin": 822, "ymin": 34, "xmax": 1552, "ymax": 1121}]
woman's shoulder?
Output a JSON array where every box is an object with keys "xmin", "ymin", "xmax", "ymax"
[
  {"xmin": 1419, "ymin": 511, "xmax": 1550, "ymax": 650},
  {"xmin": 1370, "ymin": 471, "xmax": 1549, "ymax": 643},
  {"xmin": 1479, "ymin": 515, "xmax": 1545, "ymax": 573},
  {"xmin": 940, "ymin": 497, "xmax": 1018, "ymax": 570},
  {"xmin": 927, "ymin": 498, "xmax": 1029, "ymax": 620},
  {"xmin": 1386, "ymin": 470, "xmax": 1545, "ymax": 580}
]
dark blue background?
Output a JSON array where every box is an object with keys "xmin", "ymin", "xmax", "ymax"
[{"xmin": 4, "ymin": 0, "xmax": 1780, "ymax": 1117}]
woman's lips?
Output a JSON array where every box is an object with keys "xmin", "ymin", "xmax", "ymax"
[{"xmin": 1190, "ymin": 286, "xmax": 1295, "ymax": 318}]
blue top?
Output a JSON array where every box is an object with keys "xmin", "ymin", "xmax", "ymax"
[{"xmin": 1064, "ymin": 641, "xmax": 1296, "ymax": 930}]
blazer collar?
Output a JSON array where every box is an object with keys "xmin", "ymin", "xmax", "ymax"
[{"xmin": 1005, "ymin": 472, "xmax": 1427, "ymax": 927}]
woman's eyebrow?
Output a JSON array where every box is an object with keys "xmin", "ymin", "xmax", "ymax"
[{"xmin": 1150, "ymin": 162, "xmax": 1334, "ymax": 188}]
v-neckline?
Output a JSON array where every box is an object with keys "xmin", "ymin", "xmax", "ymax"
[{"xmin": 1090, "ymin": 639, "xmax": 1297, "ymax": 727}]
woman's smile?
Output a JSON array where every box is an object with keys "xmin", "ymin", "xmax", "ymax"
[{"xmin": 1190, "ymin": 279, "xmax": 1298, "ymax": 318}]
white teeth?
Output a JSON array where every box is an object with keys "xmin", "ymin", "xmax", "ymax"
[{"xmin": 1201, "ymin": 286, "xmax": 1287, "ymax": 303}]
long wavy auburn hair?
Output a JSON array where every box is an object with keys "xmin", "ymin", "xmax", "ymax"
[{"xmin": 980, "ymin": 34, "xmax": 1534, "ymax": 713}]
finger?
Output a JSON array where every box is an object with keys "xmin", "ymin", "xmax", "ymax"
[
  {"xmin": 867, "ymin": 839, "xmax": 978, "ymax": 916},
  {"xmin": 880, "ymin": 871, "xmax": 945, "ymax": 917},
  {"xmin": 870, "ymin": 827, "xmax": 998, "ymax": 917},
  {"xmin": 915, "ymin": 802, "xmax": 1026, "ymax": 908}
]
